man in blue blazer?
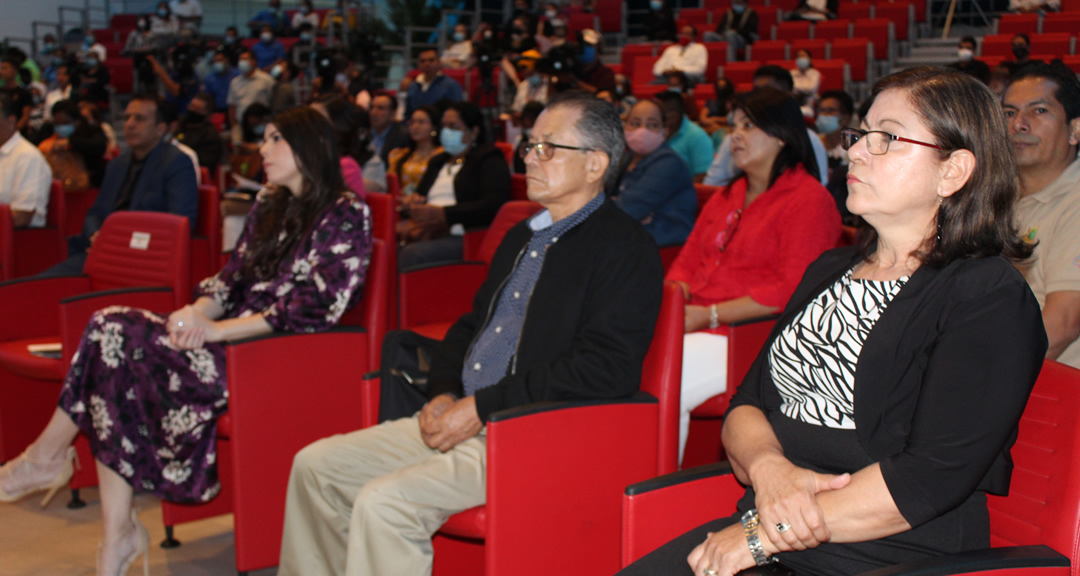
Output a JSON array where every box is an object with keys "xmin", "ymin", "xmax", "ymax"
[{"xmin": 40, "ymin": 94, "xmax": 198, "ymax": 276}]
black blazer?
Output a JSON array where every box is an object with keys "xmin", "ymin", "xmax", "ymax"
[
  {"xmin": 428, "ymin": 197, "xmax": 664, "ymax": 422},
  {"xmin": 415, "ymin": 144, "xmax": 511, "ymax": 230},
  {"xmin": 730, "ymin": 246, "xmax": 1047, "ymax": 527}
]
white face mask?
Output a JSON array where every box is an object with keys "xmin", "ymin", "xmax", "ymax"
[
  {"xmin": 958, "ymin": 48, "xmax": 974, "ymax": 61},
  {"xmin": 795, "ymin": 57, "xmax": 810, "ymax": 71}
]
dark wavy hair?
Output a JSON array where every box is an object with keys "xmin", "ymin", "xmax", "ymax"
[
  {"xmin": 396, "ymin": 105, "xmax": 441, "ymax": 181},
  {"xmin": 444, "ymin": 100, "xmax": 488, "ymax": 147},
  {"xmin": 858, "ymin": 67, "xmax": 1033, "ymax": 267},
  {"xmin": 242, "ymin": 107, "xmax": 346, "ymax": 281},
  {"xmin": 730, "ymin": 86, "xmax": 819, "ymax": 188},
  {"xmin": 314, "ymin": 92, "xmax": 373, "ymax": 166}
]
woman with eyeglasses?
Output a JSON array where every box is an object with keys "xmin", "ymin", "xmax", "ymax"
[
  {"xmin": 399, "ymin": 100, "xmax": 510, "ymax": 269},
  {"xmin": 612, "ymin": 99, "xmax": 697, "ymax": 247},
  {"xmin": 621, "ymin": 68, "xmax": 1046, "ymax": 576},
  {"xmin": 665, "ymin": 87, "xmax": 840, "ymax": 467}
]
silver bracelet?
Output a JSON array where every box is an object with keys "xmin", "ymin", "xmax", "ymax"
[
  {"xmin": 708, "ymin": 303, "xmax": 720, "ymax": 330},
  {"xmin": 741, "ymin": 509, "xmax": 776, "ymax": 566}
]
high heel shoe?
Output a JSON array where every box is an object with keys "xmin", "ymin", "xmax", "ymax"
[
  {"xmin": 99, "ymin": 509, "xmax": 149, "ymax": 576},
  {"xmin": 0, "ymin": 445, "xmax": 76, "ymax": 507}
]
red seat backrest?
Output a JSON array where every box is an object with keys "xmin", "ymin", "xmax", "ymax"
[
  {"xmin": 873, "ymin": 1, "xmax": 912, "ymax": 41},
  {"xmin": 338, "ymin": 237, "xmax": 390, "ymax": 368},
  {"xmin": 838, "ymin": 2, "xmax": 874, "ymax": 20},
  {"xmin": 632, "ymin": 56, "xmax": 660, "ymax": 85},
  {"xmin": 1030, "ymin": 33, "xmax": 1072, "ymax": 56},
  {"xmin": 1061, "ymin": 55, "xmax": 1080, "ymax": 74},
  {"xmin": 639, "ymin": 281, "xmax": 685, "ymax": 475},
  {"xmin": 1042, "ymin": 13, "xmax": 1080, "ymax": 34},
  {"xmin": 694, "ymin": 184, "xmax": 720, "ymax": 218},
  {"xmin": 594, "ymin": 0, "xmax": 624, "ymax": 34},
  {"xmin": 980, "ymin": 34, "xmax": 1014, "ymax": 59},
  {"xmin": 853, "ymin": 19, "xmax": 893, "ymax": 60},
  {"xmin": 988, "ymin": 360, "xmax": 1080, "ymax": 566},
  {"xmin": 720, "ymin": 61, "xmax": 760, "ymax": 85},
  {"xmin": 495, "ymin": 141, "xmax": 514, "ymax": 166},
  {"xmin": 510, "ymin": 174, "xmax": 528, "ymax": 202},
  {"xmin": 774, "ymin": 20, "xmax": 811, "ymax": 41},
  {"xmin": 749, "ymin": 40, "xmax": 788, "ymax": 61},
  {"xmin": 196, "ymin": 184, "xmax": 221, "ymax": 250},
  {"xmin": 997, "ymin": 13, "xmax": 1039, "ymax": 35},
  {"xmin": 791, "ymin": 38, "xmax": 828, "ymax": 60},
  {"xmin": 814, "ymin": 59, "xmax": 849, "ymax": 92},
  {"xmin": 85, "ymin": 212, "xmax": 191, "ymax": 309},
  {"xmin": 755, "ymin": 5, "xmax": 781, "ymax": 27},
  {"xmin": 831, "ymin": 38, "xmax": 872, "ymax": 82},
  {"xmin": 703, "ymin": 42, "xmax": 729, "ymax": 82},
  {"xmin": 0, "ymin": 204, "xmax": 12, "ymax": 281},
  {"xmin": 813, "ymin": 19, "xmax": 852, "ymax": 41},
  {"xmin": 47, "ymin": 179, "xmax": 66, "ymax": 232},
  {"xmin": 475, "ymin": 201, "xmax": 543, "ymax": 266},
  {"xmin": 106, "ymin": 58, "xmax": 134, "ymax": 94}
]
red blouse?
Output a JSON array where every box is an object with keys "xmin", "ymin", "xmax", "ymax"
[{"xmin": 666, "ymin": 165, "xmax": 841, "ymax": 313}]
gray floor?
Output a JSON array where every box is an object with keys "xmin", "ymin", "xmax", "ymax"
[{"xmin": 0, "ymin": 488, "xmax": 276, "ymax": 576}]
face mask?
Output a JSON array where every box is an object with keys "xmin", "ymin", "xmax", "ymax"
[
  {"xmin": 157, "ymin": 8, "xmax": 169, "ymax": 18},
  {"xmin": 213, "ymin": 61, "xmax": 226, "ymax": 73},
  {"xmin": 83, "ymin": 37, "xmax": 94, "ymax": 48},
  {"xmin": 42, "ymin": 43, "xmax": 56, "ymax": 55},
  {"xmin": 1012, "ymin": 45, "xmax": 1029, "ymax": 60},
  {"xmin": 650, "ymin": 0, "xmax": 663, "ymax": 11},
  {"xmin": 453, "ymin": 32, "xmax": 466, "ymax": 42},
  {"xmin": 271, "ymin": 64, "xmax": 283, "ymax": 78},
  {"xmin": 546, "ymin": 10, "xmax": 557, "ymax": 19},
  {"xmin": 261, "ymin": 32, "xmax": 274, "ymax": 43},
  {"xmin": 678, "ymin": 36, "xmax": 691, "ymax": 46},
  {"xmin": 52, "ymin": 57, "xmax": 63, "ymax": 67},
  {"xmin": 580, "ymin": 45, "xmax": 596, "ymax": 64},
  {"xmin": 52, "ymin": 122, "xmax": 75, "ymax": 138},
  {"xmin": 184, "ymin": 111, "xmax": 206, "ymax": 124},
  {"xmin": 528, "ymin": 74, "xmax": 543, "ymax": 87},
  {"xmin": 300, "ymin": 5, "xmax": 310, "ymax": 13},
  {"xmin": 732, "ymin": 4, "xmax": 745, "ymax": 13},
  {"xmin": 958, "ymin": 48, "xmax": 974, "ymax": 61},
  {"xmin": 814, "ymin": 114, "xmax": 840, "ymax": 134},
  {"xmin": 87, "ymin": 57, "xmax": 100, "ymax": 68},
  {"xmin": 440, "ymin": 127, "xmax": 468, "ymax": 156},
  {"xmin": 224, "ymin": 35, "xmax": 236, "ymax": 44},
  {"xmin": 253, "ymin": 123, "xmax": 266, "ymax": 137},
  {"xmin": 301, "ymin": 32, "xmax": 313, "ymax": 41},
  {"xmin": 615, "ymin": 85, "xmax": 624, "ymax": 97},
  {"xmin": 238, "ymin": 59, "xmax": 253, "ymax": 74},
  {"xmin": 624, "ymin": 126, "xmax": 665, "ymax": 156},
  {"xmin": 796, "ymin": 57, "xmax": 810, "ymax": 70},
  {"xmin": 667, "ymin": 86, "xmax": 682, "ymax": 93}
]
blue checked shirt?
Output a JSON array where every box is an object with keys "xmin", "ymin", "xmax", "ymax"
[{"xmin": 461, "ymin": 193, "xmax": 604, "ymax": 397}]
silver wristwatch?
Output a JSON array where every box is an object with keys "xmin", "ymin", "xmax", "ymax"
[{"xmin": 740, "ymin": 509, "xmax": 776, "ymax": 566}]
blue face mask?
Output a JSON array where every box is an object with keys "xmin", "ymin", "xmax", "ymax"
[
  {"xmin": 580, "ymin": 45, "xmax": 596, "ymax": 64},
  {"xmin": 732, "ymin": 4, "xmax": 746, "ymax": 13},
  {"xmin": 42, "ymin": 43, "xmax": 56, "ymax": 55},
  {"xmin": 453, "ymin": 32, "xmax": 466, "ymax": 42},
  {"xmin": 815, "ymin": 114, "xmax": 840, "ymax": 134},
  {"xmin": 301, "ymin": 32, "xmax": 313, "ymax": 41},
  {"xmin": 54, "ymin": 124, "xmax": 76, "ymax": 138},
  {"xmin": 213, "ymin": 61, "xmax": 226, "ymax": 73},
  {"xmin": 667, "ymin": 86, "xmax": 682, "ymax": 93},
  {"xmin": 157, "ymin": 8, "xmax": 169, "ymax": 18},
  {"xmin": 528, "ymin": 74, "xmax": 543, "ymax": 87},
  {"xmin": 650, "ymin": 0, "xmax": 663, "ymax": 11},
  {"xmin": 87, "ymin": 57, "xmax": 100, "ymax": 68},
  {"xmin": 83, "ymin": 37, "xmax": 94, "ymax": 47},
  {"xmin": 440, "ymin": 127, "xmax": 468, "ymax": 156}
]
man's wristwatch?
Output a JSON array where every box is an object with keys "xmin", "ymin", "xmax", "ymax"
[{"xmin": 741, "ymin": 509, "xmax": 776, "ymax": 566}]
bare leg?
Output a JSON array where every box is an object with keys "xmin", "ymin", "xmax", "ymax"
[
  {"xmin": 29, "ymin": 407, "xmax": 80, "ymax": 461},
  {"xmin": 95, "ymin": 459, "xmax": 141, "ymax": 576}
]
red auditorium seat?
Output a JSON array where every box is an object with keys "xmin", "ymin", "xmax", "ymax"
[
  {"xmin": 105, "ymin": 58, "xmax": 134, "ymax": 95},
  {"xmin": 873, "ymin": 1, "xmax": 914, "ymax": 43},
  {"xmin": 627, "ymin": 360, "xmax": 1080, "ymax": 574},
  {"xmin": 773, "ymin": 20, "xmax": 812, "ymax": 41},
  {"xmin": 997, "ymin": 12, "xmax": 1040, "ymax": 35},
  {"xmin": 813, "ymin": 18, "xmax": 852, "ymax": 41},
  {"xmin": 398, "ymin": 200, "xmax": 543, "ymax": 339},
  {"xmin": 980, "ymin": 34, "xmax": 1014, "ymax": 59},
  {"xmin": 594, "ymin": 0, "xmax": 625, "ymax": 37},
  {"xmin": 747, "ymin": 39, "xmax": 789, "ymax": 61},
  {"xmin": 1065, "ymin": 0, "xmax": 1080, "ymax": 12},
  {"xmin": 1042, "ymin": 13, "xmax": 1080, "ymax": 34},
  {"xmin": 621, "ymin": 43, "xmax": 659, "ymax": 79},
  {"xmin": 566, "ymin": 12, "xmax": 600, "ymax": 35},
  {"xmin": 631, "ymin": 55, "xmax": 661, "ymax": 85},
  {"xmin": 0, "ymin": 212, "xmax": 190, "ymax": 464},
  {"xmin": 790, "ymin": 38, "xmax": 829, "ymax": 60},
  {"xmin": 853, "ymin": 18, "xmax": 894, "ymax": 61},
  {"xmin": 1030, "ymin": 33, "xmax": 1073, "ymax": 58},
  {"xmin": 509, "ymin": 172, "xmax": 529, "ymax": 202},
  {"xmin": 703, "ymin": 41, "xmax": 730, "ymax": 82},
  {"xmin": 838, "ymin": 2, "xmax": 874, "ymax": 20},
  {"xmin": 189, "ymin": 184, "xmax": 222, "ymax": 294},
  {"xmin": 494, "ymin": 141, "xmax": 514, "ymax": 166},
  {"xmin": 831, "ymin": 37, "xmax": 874, "ymax": 86},
  {"xmin": 64, "ymin": 187, "xmax": 99, "ymax": 238},
  {"xmin": 719, "ymin": 61, "xmax": 761, "ymax": 85},
  {"xmin": 12, "ymin": 179, "xmax": 66, "ymax": 278},
  {"xmin": 1061, "ymin": 55, "xmax": 1080, "ymax": 74},
  {"xmin": 754, "ymin": 5, "xmax": 781, "ymax": 28},
  {"xmin": 680, "ymin": 8, "xmax": 713, "ymax": 25},
  {"xmin": 354, "ymin": 281, "xmax": 685, "ymax": 576},
  {"xmin": 0, "ymin": 205, "xmax": 12, "ymax": 281}
]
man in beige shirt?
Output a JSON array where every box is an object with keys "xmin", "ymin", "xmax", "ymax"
[{"xmin": 1004, "ymin": 62, "xmax": 1080, "ymax": 368}]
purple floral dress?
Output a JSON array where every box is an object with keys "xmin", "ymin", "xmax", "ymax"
[{"xmin": 58, "ymin": 193, "xmax": 372, "ymax": 503}]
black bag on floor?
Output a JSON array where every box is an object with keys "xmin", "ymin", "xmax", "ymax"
[{"xmin": 377, "ymin": 329, "xmax": 443, "ymax": 422}]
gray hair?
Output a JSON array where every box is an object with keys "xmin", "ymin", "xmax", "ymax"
[{"xmin": 546, "ymin": 91, "xmax": 626, "ymax": 188}]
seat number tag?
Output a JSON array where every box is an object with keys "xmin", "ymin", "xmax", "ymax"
[{"xmin": 130, "ymin": 232, "xmax": 151, "ymax": 250}]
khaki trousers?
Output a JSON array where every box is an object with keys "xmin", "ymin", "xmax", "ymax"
[{"xmin": 277, "ymin": 416, "xmax": 487, "ymax": 576}]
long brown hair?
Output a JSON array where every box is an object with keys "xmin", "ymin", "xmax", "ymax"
[
  {"xmin": 858, "ymin": 67, "xmax": 1033, "ymax": 267},
  {"xmin": 242, "ymin": 107, "xmax": 345, "ymax": 280}
]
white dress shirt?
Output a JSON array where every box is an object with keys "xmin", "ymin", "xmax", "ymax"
[
  {"xmin": 0, "ymin": 132, "xmax": 53, "ymax": 227},
  {"xmin": 652, "ymin": 42, "xmax": 708, "ymax": 79}
]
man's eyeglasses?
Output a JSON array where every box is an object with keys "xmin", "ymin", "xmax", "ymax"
[
  {"xmin": 840, "ymin": 128, "xmax": 942, "ymax": 155},
  {"xmin": 519, "ymin": 141, "xmax": 596, "ymax": 161}
]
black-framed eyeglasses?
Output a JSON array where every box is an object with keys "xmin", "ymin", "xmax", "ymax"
[
  {"xmin": 840, "ymin": 128, "xmax": 942, "ymax": 155},
  {"xmin": 519, "ymin": 141, "xmax": 596, "ymax": 161}
]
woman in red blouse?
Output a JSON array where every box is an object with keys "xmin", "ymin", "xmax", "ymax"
[{"xmin": 667, "ymin": 87, "xmax": 841, "ymax": 463}]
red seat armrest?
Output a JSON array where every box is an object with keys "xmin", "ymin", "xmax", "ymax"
[
  {"xmin": 621, "ymin": 462, "xmax": 743, "ymax": 566},
  {"xmin": 399, "ymin": 262, "xmax": 487, "ymax": 328},
  {"xmin": 484, "ymin": 395, "xmax": 661, "ymax": 576},
  {"xmin": 59, "ymin": 287, "xmax": 176, "ymax": 367},
  {"xmin": 0, "ymin": 276, "xmax": 91, "ymax": 341},
  {"xmin": 360, "ymin": 372, "xmax": 380, "ymax": 429}
]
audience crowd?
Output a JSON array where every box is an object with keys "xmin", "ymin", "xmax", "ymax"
[{"xmin": 1, "ymin": 0, "xmax": 1080, "ymax": 574}]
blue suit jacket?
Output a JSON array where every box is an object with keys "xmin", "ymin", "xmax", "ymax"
[{"xmin": 75, "ymin": 140, "xmax": 198, "ymax": 252}]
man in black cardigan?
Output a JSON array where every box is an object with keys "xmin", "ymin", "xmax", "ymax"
[{"xmin": 278, "ymin": 93, "xmax": 664, "ymax": 576}]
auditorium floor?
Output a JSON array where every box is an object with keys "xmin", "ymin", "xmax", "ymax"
[{"xmin": 0, "ymin": 488, "xmax": 277, "ymax": 575}]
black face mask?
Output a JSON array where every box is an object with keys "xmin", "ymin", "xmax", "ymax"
[
  {"xmin": 184, "ymin": 111, "xmax": 206, "ymax": 125},
  {"xmin": 1012, "ymin": 45, "xmax": 1029, "ymax": 60}
]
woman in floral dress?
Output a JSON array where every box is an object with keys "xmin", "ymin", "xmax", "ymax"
[{"xmin": 0, "ymin": 106, "xmax": 373, "ymax": 576}]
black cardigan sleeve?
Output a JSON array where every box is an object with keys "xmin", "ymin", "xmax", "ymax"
[{"xmin": 443, "ymin": 146, "xmax": 511, "ymax": 230}]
